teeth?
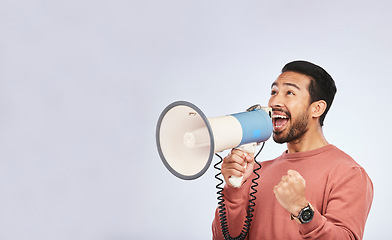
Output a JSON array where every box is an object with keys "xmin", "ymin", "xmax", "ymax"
[{"xmin": 272, "ymin": 114, "xmax": 288, "ymax": 119}]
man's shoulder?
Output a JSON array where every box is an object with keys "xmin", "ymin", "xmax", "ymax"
[{"xmin": 327, "ymin": 145, "xmax": 362, "ymax": 168}]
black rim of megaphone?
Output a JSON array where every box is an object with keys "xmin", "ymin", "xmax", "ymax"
[{"xmin": 156, "ymin": 101, "xmax": 215, "ymax": 180}]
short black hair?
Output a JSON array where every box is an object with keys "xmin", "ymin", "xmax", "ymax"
[{"xmin": 281, "ymin": 60, "xmax": 337, "ymax": 126}]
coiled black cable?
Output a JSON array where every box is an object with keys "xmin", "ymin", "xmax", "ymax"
[{"xmin": 214, "ymin": 142, "xmax": 265, "ymax": 240}]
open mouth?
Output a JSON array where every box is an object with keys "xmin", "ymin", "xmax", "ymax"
[{"xmin": 272, "ymin": 112, "xmax": 289, "ymax": 132}]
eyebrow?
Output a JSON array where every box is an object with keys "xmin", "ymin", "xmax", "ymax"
[{"xmin": 271, "ymin": 82, "xmax": 301, "ymax": 90}]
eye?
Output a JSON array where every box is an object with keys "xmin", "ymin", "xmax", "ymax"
[
  {"xmin": 271, "ymin": 90, "xmax": 277, "ymax": 96},
  {"xmin": 287, "ymin": 90, "xmax": 295, "ymax": 96}
]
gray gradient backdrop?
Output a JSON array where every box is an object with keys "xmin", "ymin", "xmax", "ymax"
[{"xmin": 0, "ymin": 0, "xmax": 390, "ymax": 239}]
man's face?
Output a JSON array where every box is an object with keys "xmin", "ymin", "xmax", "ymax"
[{"xmin": 268, "ymin": 71, "xmax": 312, "ymax": 144}]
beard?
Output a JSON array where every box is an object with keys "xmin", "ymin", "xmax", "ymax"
[{"xmin": 273, "ymin": 112, "xmax": 309, "ymax": 144}]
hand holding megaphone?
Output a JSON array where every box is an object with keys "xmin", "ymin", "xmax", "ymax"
[
  {"xmin": 223, "ymin": 144, "xmax": 257, "ymax": 188},
  {"xmin": 227, "ymin": 143, "xmax": 257, "ymax": 188}
]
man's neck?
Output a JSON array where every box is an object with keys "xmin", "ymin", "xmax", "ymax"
[{"xmin": 286, "ymin": 126, "xmax": 329, "ymax": 153}]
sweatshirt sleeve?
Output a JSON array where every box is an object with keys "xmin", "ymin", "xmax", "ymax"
[
  {"xmin": 298, "ymin": 166, "xmax": 373, "ymax": 239},
  {"xmin": 212, "ymin": 179, "xmax": 253, "ymax": 240}
]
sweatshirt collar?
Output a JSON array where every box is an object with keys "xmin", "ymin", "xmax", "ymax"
[{"xmin": 281, "ymin": 144, "xmax": 336, "ymax": 160}]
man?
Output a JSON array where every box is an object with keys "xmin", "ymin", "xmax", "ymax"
[{"xmin": 212, "ymin": 60, "xmax": 373, "ymax": 239}]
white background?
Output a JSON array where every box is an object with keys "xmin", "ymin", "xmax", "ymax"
[{"xmin": 0, "ymin": 0, "xmax": 390, "ymax": 239}]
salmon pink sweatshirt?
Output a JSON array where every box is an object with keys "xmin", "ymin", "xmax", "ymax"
[{"xmin": 212, "ymin": 145, "xmax": 373, "ymax": 240}]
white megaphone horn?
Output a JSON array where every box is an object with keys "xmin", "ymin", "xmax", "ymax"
[{"xmin": 156, "ymin": 101, "xmax": 273, "ymax": 187}]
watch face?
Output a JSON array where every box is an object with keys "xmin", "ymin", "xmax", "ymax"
[
  {"xmin": 301, "ymin": 208, "xmax": 314, "ymax": 223},
  {"xmin": 302, "ymin": 209, "xmax": 312, "ymax": 221}
]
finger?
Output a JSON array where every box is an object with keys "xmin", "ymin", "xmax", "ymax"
[
  {"xmin": 287, "ymin": 170, "xmax": 305, "ymax": 182},
  {"xmin": 287, "ymin": 169, "xmax": 299, "ymax": 177},
  {"xmin": 231, "ymin": 149, "xmax": 247, "ymax": 159},
  {"xmin": 273, "ymin": 184, "xmax": 282, "ymax": 195},
  {"xmin": 245, "ymin": 153, "xmax": 254, "ymax": 163},
  {"xmin": 224, "ymin": 153, "xmax": 247, "ymax": 166},
  {"xmin": 276, "ymin": 179, "xmax": 285, "ymax": 188},
  {"xmin": 281, "ymin": 175, "xmax": 290, "ymax": 182},
  {"xmin": 229, "ymin": 168, "xmax": 245, "ymax": 177},
  {"xmin": 222, "ymin": 162, "xmax": 246, "ymax": 178},
  {"xmin": 228, "ymin": 162, "xmax": 247, "ymax": 174},
  {"xmin": 222, "ymin": 160, "xmax": 247, "ymax": 175},
  {"xmin": 273, "ymin": 185, "xmax": 278, "ymax": 194}
]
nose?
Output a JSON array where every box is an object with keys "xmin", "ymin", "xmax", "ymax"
[{"xmin": 268, "ymin": 94, "xmax": 284, "ymax": 109}]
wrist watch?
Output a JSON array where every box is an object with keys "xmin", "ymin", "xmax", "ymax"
[{"xmin": 290, "ymin": 203, "xmax": 314, "ymax": 224}]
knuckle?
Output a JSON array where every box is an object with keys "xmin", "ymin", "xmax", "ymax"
[
  {"xmin": 231, "ymin": 170, "xmax": 243, "ymax": 177},
  {"xmin": 232, "ymin": 149, "xmax": 245, "ymax": 158}
]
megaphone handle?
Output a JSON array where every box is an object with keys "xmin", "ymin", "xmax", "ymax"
[{"xmin": 228, "ymin": 143, "xmax": 256, "ymax": 188}]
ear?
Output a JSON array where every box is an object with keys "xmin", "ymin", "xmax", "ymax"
[{"xmin": 310, "ymin": 100, "xmax": 327, "ymax": 118}]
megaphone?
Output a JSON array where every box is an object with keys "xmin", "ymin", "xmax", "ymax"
[{"xmin": 156, "ymin": 101, "xmax": 273, "ymax": 187}]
